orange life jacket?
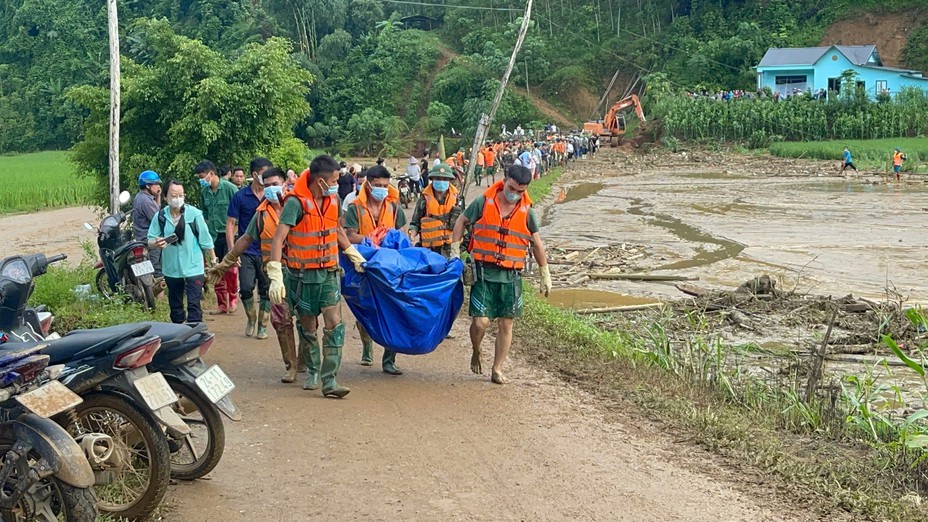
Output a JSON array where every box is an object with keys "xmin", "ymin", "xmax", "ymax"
[
  {"xmin": 419, "ymin": 184, "xmax": 459, "ymax": 248},
  {"xmin": 455, "ymin": 151, "xmax": 465, "ymax": 166},
  {"xmin": 350, "ymin": 183, "xmax": 400, "ymax": 237},
  {"xmin": 255, "ymin": 200, "xmax": 281, "ymax": 264},
  {"xmin": 483, "ymin": 148, "xmax": 496, "ymax": 166},
  {"xmin": 470, "ymin": 181, "xmax": 533, "ymax": 270},
  {"xmin": 284, "ymin": 172, "xmax": 339, "ymax": 270},
  {"xmin": 894, "ymin": 151, "xmax": 905, "ymax": 166},
  {"xmin": 446, "ymin": 156, "xmax": 457, "ymax": 167}
]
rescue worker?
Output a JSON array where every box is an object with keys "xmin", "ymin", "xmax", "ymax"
[
  {"xmin": 450, "ymin": 165, "xmax": 552, "ymax": 385},
  {"xmin": 228, "ymin": 158, "xmax": 273, "ymax": 338},
  {"xmin": 483, "ymin": 143, "xmax": 497, "ymax": 184},
  {"xmin": 893, "ymin": 147, "xmax": 907, "ymax": 182},
  {"xmin": 268, "ymin": 155, "xmax": 367, "ymax": 398},
  {"xmin": 408, "ymin": 164, "xmax": 463, "ymax": 258},
  {"xmin": 209, "ymin": 168, "xmax": 311, "ymax": 384},
  {"xmin": 343, "ymin": 165, "xmax": 408, "ymax": 375}
]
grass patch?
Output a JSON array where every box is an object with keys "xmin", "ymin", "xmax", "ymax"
[
  {"xmin": 30, "ymin": 260, "xmax": 169, "ymax": 331},
  {"xmin": 527, "ymin": 167, "xmax": 563, "ymax": 201},
  {"xmin": 0, "ymin": 151, "xmax": 99, "ymax": 214},
  {"xmin": 769, "ymin": 138, "xmax": 928, "ymax": 172}
]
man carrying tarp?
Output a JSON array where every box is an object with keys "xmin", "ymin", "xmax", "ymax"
[
  {"xmin": 408, "ymin": 164, "xmax": 463, "ymax": 258},
  {"xmin": 267, "ymin": 155, "xmax": 368, "ymax": 398},
  {"xmin": 450, "ymin": 165, "xmax": 552, "ymax": 384},
  {"xmin": 344, "ymin": 165, "xmax": 408, "ymax": 376},
  {"xmin": 208, "ymin": 168, "xmax": 311, "ymax": 384}
]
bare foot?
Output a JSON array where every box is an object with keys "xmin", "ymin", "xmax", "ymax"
[
  {"xmin": 470, "ymin": 351, "xmax": 482, "ymax": 374},
  {"xmin": 491, "ymin": 371, "xmax": 507, "ymax": 385}
]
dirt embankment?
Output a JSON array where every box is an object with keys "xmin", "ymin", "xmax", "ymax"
[{"xmin": 820, "ymin": 8, "xmax": 928, "ymax": 68}]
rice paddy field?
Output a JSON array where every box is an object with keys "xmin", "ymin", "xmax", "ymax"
[
  {"xmin": 769, "ymin": 137, "xmax": 928, "ymax": 172},
  {"xmin": 0, "ymin": 151, "xmax": 99, "ymax": 214}
]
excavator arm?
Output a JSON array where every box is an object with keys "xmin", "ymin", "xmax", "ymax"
[{"xmin": 602, "ymin": 94, "xmax": 646, "ymax": 136}]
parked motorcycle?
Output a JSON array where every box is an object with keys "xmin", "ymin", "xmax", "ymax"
[
  {"xmin": 14, "ymin": 254, "xmax": 238, "ymax": 481},
  {"xmin": 86, "ymin": 191, "xmax": 157, "ymax": 310},
  {"xmin": 396, "ymin": 176, "xmax": 413, "ymax": 208},
  {"xmin": 0, "ymin": 345, "xmax": 99, "ymax": 521},
  {"xmin": 0, "ymin": 253, "xmax": 177, "ymax": 520}
]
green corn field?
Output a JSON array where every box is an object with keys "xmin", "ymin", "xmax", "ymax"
[
  {"xmin": 0, "ymin": 151, "xmax": 99, "ymax": 214},
  {"xmin": 654, "ymin": 92, "xmax": 928, "ymax": 148},
  {"xmin": 769, "ymin": 137, "xmax": 928, "ymax": 171}
]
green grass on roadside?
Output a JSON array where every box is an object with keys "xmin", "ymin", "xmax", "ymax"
[
  {"xmin": 769, "ymin": 137, "xmax": 928, "ymax": 172},
  {"xmin": 30, "ymin": 256, "xmax": 170, "ymax": 331},
  {"xmin": 528, "ymin": 167, "xmax": 562, "ymax": 201},
  {"xmin": 0, "ymin": 151, "xmax": 99, "ymax": 214}
]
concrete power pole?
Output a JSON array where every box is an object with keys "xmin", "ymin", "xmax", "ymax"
[
  {"xmin": 107, "ymin": 0, "xmax": 121, "ymax": 214},
  {"xmin": 462, "ymin": 0, "xmax": 534, "ymax": 199}
]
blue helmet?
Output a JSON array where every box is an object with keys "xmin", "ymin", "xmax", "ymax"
[{"xmin": 138, "ymin": 170, "xmax": 161, "ymax": 189}]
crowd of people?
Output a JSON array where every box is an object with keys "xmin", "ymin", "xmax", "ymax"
[
  {"xmin": 685, "ymin": 88, "xmax": 830, "ymax": 102},
  {"xmin": 128, "ymin": 133, "xmax": 580, "ymax": 396}
]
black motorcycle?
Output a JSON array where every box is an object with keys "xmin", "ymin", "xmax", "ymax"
[
  {"xmin": 0, "ymin": 345, "xmax": 99, "ymax": 521},
  {"xmin": 85, "ymin": 191, "xmax": 157, "ymax": 310},
  {"xmin": 0, "ymin": 253, "xmax": 176, "ymax": 520},
  {"xmin": 16, "ymin": 254, "xmax": 238, "ymax": 482}
]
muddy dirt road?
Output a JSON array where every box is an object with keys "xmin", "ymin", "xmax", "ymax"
[
  {"xmin": 6, "ymin": 206, "xmax": 99, "ymax": 264},
  {"xmin": 6, "ymin": 188, "xmax": 808, "ymax": 520}
]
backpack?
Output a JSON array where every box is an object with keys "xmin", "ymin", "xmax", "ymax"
[{"xmin": 158, "ymin": 208, "xmax": 201, "ymax": 243}]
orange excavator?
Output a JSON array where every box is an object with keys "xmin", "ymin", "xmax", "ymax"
[{"xmin": 583, "ymin": 94, "xmax": 646, "ymax": 146}]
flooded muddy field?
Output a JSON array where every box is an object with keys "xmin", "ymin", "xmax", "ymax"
[
  {"xmin": 543, "ymin": 150, "xmax": 928, "ymax": 302},
  {"xmin": 540, "ymin": 149, "xmax": 928, "ymax": 412}
]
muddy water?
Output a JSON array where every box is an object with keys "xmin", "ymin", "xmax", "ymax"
[
  {"xmin": 542, "ymin": 157, "xmax": 928, "ymax": 301},
  {"xmin": 546, "ymin": 289, "xmax": 659, "ymax": 310}
]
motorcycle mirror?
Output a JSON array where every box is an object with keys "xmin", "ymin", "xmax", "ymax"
[
  {"xmin": 118, "ymin": 191, "xmax": 131, "ymax": 206},
  {"xmin": 83, "ymin": 223, "xmax": 94, "ymax": 231}
]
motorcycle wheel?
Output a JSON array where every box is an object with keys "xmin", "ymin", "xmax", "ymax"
[
  {"xmin": 94, "ymin": 269, "xmax": 113, "ymax": 298},
  {"xmin": 59, "ymin": 393, "xmax": 170, "ymax": 521},
  {"xmin": 165, "ymin": 378, "xmax": 225, "ymax": 480},
  {"xmin": 141, "ymin": 280, "xmax": 156, "ymax": 311},
  {"xmin": 0, "ymin": 438, "xmax": 98, "ymax": 522}
]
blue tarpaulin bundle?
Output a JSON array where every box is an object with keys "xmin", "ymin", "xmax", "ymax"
[{"xmin": 340, "ymin": 230, "xmax": 464, "ymax": 355}]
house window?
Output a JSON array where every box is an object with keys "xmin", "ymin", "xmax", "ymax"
[
  {"xmin": 775, "ymin": 75, "xmax": 807, "ymax": 85},
  {"xmin": 828, "ymin": 78, "xmax": 841, "ymax": 93},
  {"xmin": 876, "ymin": 80, "xmax": 888, "ymax": 94}
]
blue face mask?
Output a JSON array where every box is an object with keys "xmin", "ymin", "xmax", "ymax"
[
  {"xmin": 198, "ymin": 178, "xmax": 210, "ymax": 189},
  {"xmin": 327, "ymin": 184, "xmax": 338, "ymax": 196},
  {"xmin": 319, "ymin": 179, "xmax": 338, "ymax": 196},
  {"xmin": 371, "ymin": 186, "xmax": 389, "ymax": 202},
  {"xmin": 264, "ymin": 185, "xmax": 283, "ymax": 202},
  {"xmin": 503, "ymin": 189, "xmax": 521, "ymax": 203},
  {"xmin": 432, "ymin": 180, "xmax": 450, "ymax": 192}
]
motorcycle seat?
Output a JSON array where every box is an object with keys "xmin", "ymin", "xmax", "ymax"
[{"xmin": 37, "ymin": 324, "xmax": 152, "ymax": 364}]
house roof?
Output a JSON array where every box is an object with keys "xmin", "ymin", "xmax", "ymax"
[{"xmin": 757, "ymin": 45, "xmax": 878, "ymax": 68}]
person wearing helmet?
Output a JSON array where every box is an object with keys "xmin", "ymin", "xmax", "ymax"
[
  {"xmin": 408, "ymin": 164, "xmax": 462, "ymax": 258},
  {"xmin": 134, "ymin": 170, "xmax": 163, "ymax": 277}
]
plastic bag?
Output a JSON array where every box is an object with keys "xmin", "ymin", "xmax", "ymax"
[{"xmin": 340, "ymin": 230, "xmax": 464, "ymax": 354}]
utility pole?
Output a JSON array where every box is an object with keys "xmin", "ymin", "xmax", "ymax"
[
  {"xmin": 463, "ymin": 0, "xmax": 534, "ymax": 199},
  {"xmin": 107, "ymin": 0, "xmax": 121, "ymax": 214}
]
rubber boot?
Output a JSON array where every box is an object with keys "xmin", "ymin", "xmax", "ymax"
[
  {"xmin": 243, "ymin": 298, "xmax": 257, "ymax": 337},
  {"xmin": 320, "ymin": 323, "xmax": 349, "ymax": 398},
  {"xmin": 358, "ymin": 322, "xmax": 373, "ymax": 366},
  {"xmin": 277, "ymin": 327, "xmax": 297, "ymax": 383},
  {"xmin": 382, "ymin": 350, "xmax": 403, "ymax": 376},
  {"xmin": 297, "ymin": 335, "xmax": 308, "ymax": 373},
  {"xmin": 299, "ymin": 324, "xmax": 321, "ymax": 390},
  {"xmin": 256, "ymin": 299, "xmax": 270, "ymax": 339}
]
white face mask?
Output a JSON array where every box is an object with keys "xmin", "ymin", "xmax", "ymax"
[{"xmin": 168, "ymin": 196, "xmax": 185, "ymax": 209}]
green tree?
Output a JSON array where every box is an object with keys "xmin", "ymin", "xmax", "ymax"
[{"xmin": 69, "ymin": 19, "xmax": 313, "ymax": 204}]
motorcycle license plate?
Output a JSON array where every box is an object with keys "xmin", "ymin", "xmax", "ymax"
[
  {"xmin": 130, "ymin": 260, "xmax": 154, "ymax": 277},
  {"xmin": 15, "ymin": 381, "xmax": 82, "ymax": 418},
  {"xmin": 195, "ymin": 365, "xmax": 235, "ymax": 403},
  {"xmin": 133, "ymin": 372, "xmax": 178, "ymax": 411}
]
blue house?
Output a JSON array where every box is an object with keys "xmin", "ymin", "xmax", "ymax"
[{"xmin": 755, "ymin": 45, "xmax": 928, "ymax": 97}]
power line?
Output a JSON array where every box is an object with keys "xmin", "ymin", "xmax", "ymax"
[{"xmin": 380, "ymin": 0, "xmax": 521, "ymax": 11}]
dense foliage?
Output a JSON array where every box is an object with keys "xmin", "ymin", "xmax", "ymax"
[{"xmin": 2, "ymin": 0, "xmax": 927, "ymax": 158}]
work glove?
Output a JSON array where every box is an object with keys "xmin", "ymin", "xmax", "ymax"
[
  {"xmin": 343, "ymin": 245, "xmax": 367, "ymax": 273},
  {"xmin": 266, "ymin": 261, "xmax": 286, "ymax": 305},
  {"xmin": 449, "ymin": 241, "xmax": 462, "ymax": 260},
  {"xmin": 539, "ymin": 264, "xmax": 552, "ymax": 298},
  {"xmin": 207, "ymin": 252, "xmax": 238, "ymax": 287}
]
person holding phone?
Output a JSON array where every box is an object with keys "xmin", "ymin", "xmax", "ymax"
[{"xmin": 148, "ymin": 180, "xmax": 216, "ymax": 324}]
